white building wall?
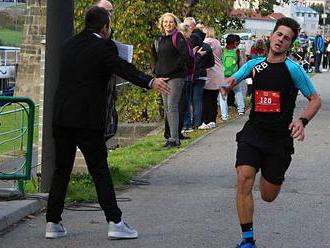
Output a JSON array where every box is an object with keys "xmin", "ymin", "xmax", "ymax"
[
  {"xmin": 273, "ymin": 5, "xmax": 293, "ymax": 17},
  {"xmin": 273, "ymin": 5, "xmax": 320, "ymax": 35},
  {"xmin": 294, "ymin": 13, "xmax": 319, "ymax": 34},
  {"xmin": 304, "ymin": 0, "xmax": 326, "ymax": 5},
  {"xmin": 244, "ymin": 19, "xmax": 277, "ymax": 36}
]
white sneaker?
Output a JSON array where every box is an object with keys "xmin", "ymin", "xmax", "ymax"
[
  {"xmin": 183, "ymin": 128, "xmax": 194, "ymax": 133},
  {"xmin": 198, "ymin": 123, "xmax": 209, "ymax": 130},
  {"xmin": 45, "ymin": 222, "xmax": 67, "ymax": 239},
  {"xmin": 207, "ymin": 122, "xmax": 216, "ymax": 128},
  {"xmin": 108, "ymin": 220, "xmax": 138, "ymax": 239}
]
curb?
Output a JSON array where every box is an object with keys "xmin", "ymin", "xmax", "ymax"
[{"xmin": 0, "ymin": 195, "xmax": 47, "ymax": 232}]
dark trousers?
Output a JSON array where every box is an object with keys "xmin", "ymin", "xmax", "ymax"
[
  {"xmin": 322, "ymin": 53, "xmax": 329, "ymax": 69},
  {"xmin": 202, "ymin": 89, "xmax": 219, "ymax": 124},
  {"xmin": 314, "ymin": 53, "xmax": 322, "ymax": 72},
  {"xmin": 46, "ymin": 126, "xmax": 122, "ymax": 223},
  {"xmin": 227, "ymin": 90, "xmax": 236, "ymax": 107}
]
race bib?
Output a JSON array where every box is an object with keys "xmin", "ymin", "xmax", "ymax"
[{"xmin": 255, "ymin": 90, "xmax": 280, "ymax": 112}]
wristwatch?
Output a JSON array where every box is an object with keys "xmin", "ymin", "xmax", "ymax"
[{"xmin": 299, "ymin": 117, "xmax": 309, "ymax": 127}]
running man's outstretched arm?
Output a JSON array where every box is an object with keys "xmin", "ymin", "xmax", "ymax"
[
  {"xmin": 289, "ymin": 93, "xmax": 321, "ymax": 141},
  {"xmin": 224, "ymin": 58, "xmax": 265, "ymax": 92}
]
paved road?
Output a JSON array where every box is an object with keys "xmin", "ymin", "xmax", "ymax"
[{"xmin": 0, "ymin": 72, "xmax": 329, "ymax": 248}]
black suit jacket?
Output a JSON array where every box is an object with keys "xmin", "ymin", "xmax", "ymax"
[{"xmin": 53, "ymin": 30, "xmax": 153, "ymax": 131}]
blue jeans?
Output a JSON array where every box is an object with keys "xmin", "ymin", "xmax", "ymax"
[
  {"xmin": 218, "ymin": 84, "xmax": 245, "ymax": 120},
  {"xmin": 192, "ymin": 79, "xmax": 205, "ymax": 127},
  {"xmin": 183, "ymin": 80, "xmax": 193, "ymax": 129}
]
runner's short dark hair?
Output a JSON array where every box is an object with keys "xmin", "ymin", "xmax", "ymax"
[
  {"xmin": 273, "ymin": 17, "xmax": 300, "ymax": 44},
  {"xmin": 85, "ymin": 6, "xmax": 110, "ymax": 33}
]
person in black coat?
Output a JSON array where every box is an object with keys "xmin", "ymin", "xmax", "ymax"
[{"xmin": 45, "ymin": 6, "xmax": 170, "ymax": 240}]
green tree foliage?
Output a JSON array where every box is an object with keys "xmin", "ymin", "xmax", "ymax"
[
  {"xmin": 74, "ymin": 0, "xmax": 94, "ymax": 33},
  {"xmin": 193, "ymin": 0, "xmax": 242, "ymax": 34}
]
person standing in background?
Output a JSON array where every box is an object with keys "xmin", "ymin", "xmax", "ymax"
[
  {"xmin": 219, "ymin": 34, "xmax": 245, "ymax": 121},
  {"xmin": 322, "ymin": 36, "xmax": 330, "ymax": 72},
  {"xmin": 298, "ymin": 30, "xmax": 308, "ymax": 60},
  {"xmin": 250, "ymin": 39, "xmax": 267, "ymax": 59},
  {"xmin": 245, "ymin": 35, "xmax": 256, "ymax": 61},
  {"xmin": 199, "ymin": 26, "xmax": 224, "ymax": 129},
  {"xmin": 163, "ymin": 22, "xmax": 195, "ymax": 140},
  {"xmin": 313, "ymin": 29, "xmax": 325, "ymax": 73},
  {"xmin": 184, "ymin": 17, "xmax": 214, "ymax": 129},
  {"xmin": 154, "ymin": 13, "xmax": 193, "ymax": 148}
]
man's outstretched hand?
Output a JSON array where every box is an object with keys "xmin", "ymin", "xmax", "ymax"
[
  {"xmin": 224, "ymin": 77, "xmax": 236, "ymax": 93},
  {"xmin": 219, "ymin": 77, "xmax": 236, "ymax": 98},
  {"xmin": 152, "ymin": 78, "xmax": 171, "ymax": 95}
]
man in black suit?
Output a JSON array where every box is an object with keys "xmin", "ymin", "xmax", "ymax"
[{"xmin": 45, "ymin": 6, "xmax": 170, "ymax": 240}]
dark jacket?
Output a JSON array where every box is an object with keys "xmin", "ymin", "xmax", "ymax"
[
  {"xmin": 190, "ymin": 29, "xmax": 205, "ymax": 48},
  {"xmin": 190, "ymin": 29, "xmax": 215, "ymax": 79},
  {"xmin": 153, "ymin": 31, "xmax": 193, "ymax": 79},
  {"xmin": 53, "ymin": 30, "xmax": 152, "ymax": 131},
  {"xmin": 313, "ymin": 35, "xmax": 325, "ymax": 54}
]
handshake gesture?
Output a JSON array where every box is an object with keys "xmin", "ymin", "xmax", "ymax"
[{"xmin": 219, "ymin": 77, "xmax": 236, "ymax": 99}]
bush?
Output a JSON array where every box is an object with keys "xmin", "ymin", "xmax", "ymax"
[{"xmin": 116, "ymin": 84, "xmax": 163, "ymax": 122}]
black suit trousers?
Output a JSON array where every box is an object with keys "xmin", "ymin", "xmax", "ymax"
[{"xmin": 46, "ymin": 126, "xmax": 122, "ymax": 223}]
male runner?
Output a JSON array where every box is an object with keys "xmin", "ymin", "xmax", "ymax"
[{"xmin": 223, "ymin": 17, "xmax": 322, "ymax": 248}]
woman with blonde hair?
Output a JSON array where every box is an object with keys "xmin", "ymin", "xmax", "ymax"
[
  {"xmin": 199, "ymin": 26, "xmax": 224, "ymax": 129},
  {"xmin": 153, "ymin": 12, "xmax": 193, "ymax": 147}
]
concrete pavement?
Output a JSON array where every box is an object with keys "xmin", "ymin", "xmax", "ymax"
[{"xmin": 0, "ymin": 72, "xmax": 329, "ymax": 247}]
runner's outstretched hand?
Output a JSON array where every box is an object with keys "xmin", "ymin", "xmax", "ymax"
[
  {"xmin": 289, "ymin": 119, "xmax": 305, "ymax": 141},
  {"xmin": 224, "ymin": 77, "xmax": 236, "ymax": 93}
]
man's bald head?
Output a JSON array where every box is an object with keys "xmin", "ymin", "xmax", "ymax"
[{"xmin": 96, "ymin": 0, "xmax": 113, "ymax": 17}]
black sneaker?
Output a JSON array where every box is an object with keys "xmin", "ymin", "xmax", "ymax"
[
  {"xmin": 164, "ymin": 141, "xmax": 180, "ymax": 148},
  {"xmin": 179, "ymin": 135, "xmax": 190, "ymax": 140},
  {"xmin": 163, "ymin": 141, "xmax": 170, "ymax": 147}
]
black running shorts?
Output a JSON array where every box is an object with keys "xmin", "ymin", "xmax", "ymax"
[{"xmin": 235, "ymin": 122, "xmax": 294, "ymax": 185}]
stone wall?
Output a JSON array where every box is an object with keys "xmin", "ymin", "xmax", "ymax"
[{"xmin": 14, "ymin": 0, "xmax": 46, "ymax": 102}]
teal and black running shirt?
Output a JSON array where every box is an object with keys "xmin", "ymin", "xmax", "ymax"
[{"xmin": 232, "ymin": 57, "xmax": 316, "ymax": 135}]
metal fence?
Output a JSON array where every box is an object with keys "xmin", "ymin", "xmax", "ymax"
[{"xmin": 0, "ymin": 96, "xmax": 35, "ymax": 192}]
